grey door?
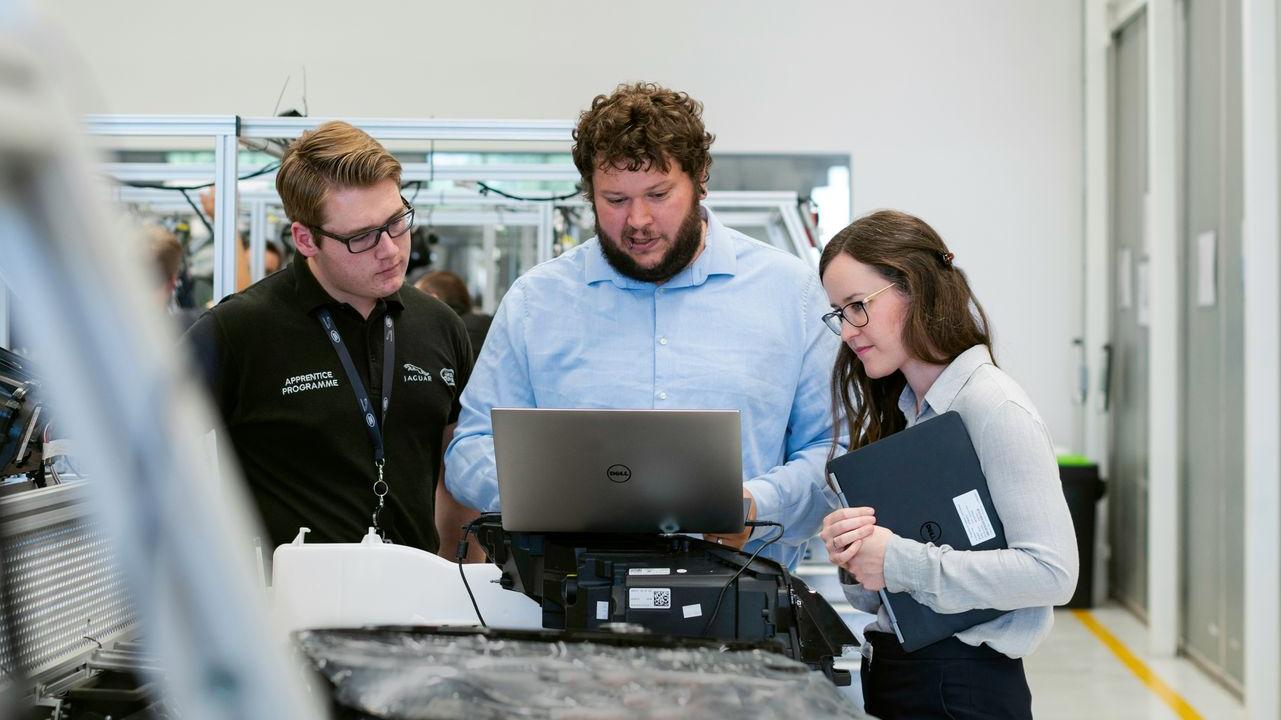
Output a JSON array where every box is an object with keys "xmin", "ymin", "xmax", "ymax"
[
  {"xmin": 1180, "ymin": 0, "xmax": 1245, "ymax": 691},
  {"xmin": 1108, "ymin": 9, "xmax": 1150, "ymax": 617}
]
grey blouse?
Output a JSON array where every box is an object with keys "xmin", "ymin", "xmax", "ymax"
[{"xmin": 841, "ymin": 345, "xmax": 1079, "ymax": 658}]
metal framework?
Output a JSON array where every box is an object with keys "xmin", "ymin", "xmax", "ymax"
[{"xmin": 88, "ymin": 118, "xmax": 819, "ymax": 303}]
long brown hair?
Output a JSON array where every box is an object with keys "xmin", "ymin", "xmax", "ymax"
[{"xmin": 820, "ymin": 210, "xmax": 995, "ymax": 451}]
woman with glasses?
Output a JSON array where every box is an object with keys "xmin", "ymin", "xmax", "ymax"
[{"xmin": 816, "ymin": 210, "xmax": 1077, "ymax": 720}]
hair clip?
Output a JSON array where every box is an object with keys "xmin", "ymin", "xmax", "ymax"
[{"xmin": 940, "ymin": 251, "xmax": 955, "ymax": 267}]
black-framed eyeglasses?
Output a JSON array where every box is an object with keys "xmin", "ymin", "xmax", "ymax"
[
  {"xmin": 309, "ymin": 199, "xmax": 415, "ymax": 254},
  {"xmin": 821, "ymin": 283, "xmax": 896, "ymax": 335}
]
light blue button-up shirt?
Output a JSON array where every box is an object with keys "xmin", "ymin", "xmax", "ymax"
[{"xmin": 445, "ymin": 208, "xmax": 842, "ymax": 568}]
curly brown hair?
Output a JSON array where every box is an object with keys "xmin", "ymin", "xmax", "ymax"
[
  {"xmin": 819, "ymin": 210, "xmax": 996, "ymax": 453},
  {"xmin": 571, "ymin": 82, "xmax": 715, "ymax": 200}
]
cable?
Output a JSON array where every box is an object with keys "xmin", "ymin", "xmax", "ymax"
[
  {"xmin": 402, "ymin": 179, "xmax": 425, "ymax": 206},
  {"xmin": 456, "ymin": 513, "xmax": 501, "ymax": 628},
  {"xmin": 701, "ymin": 521, "xmax": 785, "ymax": 636},
  {"xmin": 476, "ymin": 181, "xmax": 581, "ymax": 203},
  {"xmin": 117, "ymin": 161, "xmax": 282, "ymax": 244},
  {"xmin": 177, "ymin": 188, "xmax": 214, "ymax": 240},
  {"xmin": 115, "ymin": 161, "xmax": 281, "ymax": 193}
]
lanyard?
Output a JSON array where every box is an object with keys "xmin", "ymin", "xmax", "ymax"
[{"xmin": 317, "ymin": 308, "xmax": 395, "ymax": 538}]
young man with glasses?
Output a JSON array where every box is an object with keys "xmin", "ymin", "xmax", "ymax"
[
  {"xmin": 445, "ymin": 83, "xmax": 842, "ymax": 569},
  {"xmin": 185, "ymin": 121, "xmax": 475, "ymax": 556}
]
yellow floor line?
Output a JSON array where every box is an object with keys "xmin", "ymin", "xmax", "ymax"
[{"xmin": 1071, "ymin": 609, "xmax": 1203, "ymax": 720}]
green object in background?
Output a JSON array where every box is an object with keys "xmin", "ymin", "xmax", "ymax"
[{"xmin": 1057, "ymin": 453, "xmax": 1093, "ymax": 467}]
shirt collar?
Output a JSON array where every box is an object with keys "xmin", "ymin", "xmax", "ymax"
[
  {"xmin": 290, "ymin": 258, "xmax": 404, "ymax": 316},
  {"xmin": 583, "ymin": 206, "xmax": 739, "ymax": 289},
  {"xmin": 898, "ymin": 345, "xmax": 994, "ymax": 420}
]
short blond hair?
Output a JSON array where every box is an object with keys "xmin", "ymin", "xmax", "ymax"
[{"xmin": 276, "ymin": 121, "xmax": 402, "ymax": 233}]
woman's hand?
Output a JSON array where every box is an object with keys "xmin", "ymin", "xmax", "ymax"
[
  {"xmin": 820, "ymin": 507, "xmax": 877, "ymax": 567},
  {"xmin": 846, "ymin": 526, "xmax": 892, "ymax": 591}
]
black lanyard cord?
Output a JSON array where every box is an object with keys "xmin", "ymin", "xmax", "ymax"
[{"xmin": 317, "ymin": 308, "xmax": 395, "ymax": 537}]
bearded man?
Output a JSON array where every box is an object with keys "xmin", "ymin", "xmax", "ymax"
[{"xmin": 444, "ymin": 83, "xmax": 839, "ymax": 568}]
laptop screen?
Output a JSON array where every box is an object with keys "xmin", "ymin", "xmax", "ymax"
[{"xmin": 492, "ymin": 408, "xmax": 744, "ymax": 534}]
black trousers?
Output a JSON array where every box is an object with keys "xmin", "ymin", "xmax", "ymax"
[{"xmin": 861, "ymin": 631, "xmax": 1033, "ymax": 720}]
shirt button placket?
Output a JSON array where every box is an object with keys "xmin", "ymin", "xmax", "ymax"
[{"xmin": 655, "ymin": 291, "xmax": 668, "ymax": 405}]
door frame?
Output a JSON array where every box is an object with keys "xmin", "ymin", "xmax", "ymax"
[{"xmin": 1085, "ymin": 0, "xmax": 1280, "ymax": 715}]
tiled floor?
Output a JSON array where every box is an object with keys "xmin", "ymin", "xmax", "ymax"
[
  {"xmin": 798, "ymin": 561, "xmax": 1246, "ymax": 719},
  {"xmin": 1026, "ymin": 605, "xmax": 1244, "ymax": 719}
]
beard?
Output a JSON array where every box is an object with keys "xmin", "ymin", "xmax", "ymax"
[{"xmin": 596, "ymin": 200, "xmax": 705, "ymax": 283}]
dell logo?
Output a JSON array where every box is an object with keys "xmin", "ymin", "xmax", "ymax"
[
  {"xmin": 920, "ymin": 521, "xmax": 942, "ymax": 543},
  {"xmin": 607, "ymin": 464, "xmax": 632, "ymax": 483}
]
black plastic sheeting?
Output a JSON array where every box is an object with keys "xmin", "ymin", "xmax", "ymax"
[{"xmin": 297, "ymin": 627, "xmax": 870, "ymax": 719}]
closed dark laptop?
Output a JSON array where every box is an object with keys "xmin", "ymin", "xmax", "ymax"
[
  {"xmin": 827, "ymin": 411, "xmax": 1009, "ymax": 652},
  {"xmin": 493, "ymin": 408, "xmax": 744, "ymax": 534}
]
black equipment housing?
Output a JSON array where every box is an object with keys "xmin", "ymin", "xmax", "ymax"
[{"xmin": 471, "ymin": 515, "xmax": 857, "ymax": 685}]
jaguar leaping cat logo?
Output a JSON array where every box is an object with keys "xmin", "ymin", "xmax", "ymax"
[{"xmin": 403, "ymin": 363, "xmax": 432, "ymax": 382}]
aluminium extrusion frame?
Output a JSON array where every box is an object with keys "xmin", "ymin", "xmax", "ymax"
[
  {"xmin": 89, "ymin": 115, "xmax": 820, "ymax": 292},
  {"xmin": 83, "ymin": 115, "xmax": 241, "ymax": 302},
  {"xmin": 85, "ymin": 116, "xmax": 580, "ymax": 299},
  {"xmin": 99, "ymin": 161, "xmax": 583, "ymax": 185},
  {"xmin": 102, "ymin": 161, "xmax": 817, "ymax": 301}
]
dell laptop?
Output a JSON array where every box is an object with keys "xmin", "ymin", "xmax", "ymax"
[
  {"xmin": 492, "ymin": 408, "xmax": 744, "ymax": 534},
  {"xmin": 827, "ymin": 411, "xmax": 1010, "ymax": 651}
]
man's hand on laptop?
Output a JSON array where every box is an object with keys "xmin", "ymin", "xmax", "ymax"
[{"xmin": 705, "ymin": 489, "xmax": 756, "ymax": 548}]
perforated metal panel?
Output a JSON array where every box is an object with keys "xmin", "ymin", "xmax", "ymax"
[{"xmin": 0, "ymin": 484, "xmax": 137, "ymax": 681}]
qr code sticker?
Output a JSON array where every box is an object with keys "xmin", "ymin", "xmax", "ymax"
[{"xmin": 628, "ymin": 587, "xmax": 673, "ymax": 610}]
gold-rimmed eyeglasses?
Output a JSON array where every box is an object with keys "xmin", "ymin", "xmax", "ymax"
[{"xmin": 820, "ymin": 283, "xmax": 896, "ymax": 335}]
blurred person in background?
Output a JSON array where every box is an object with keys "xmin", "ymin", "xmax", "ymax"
[
  {"xmin": 146, "ymin": 224, "xmax": 200, "ymax": 330},
  {"xmin": 414, "ymin": 270, "xmax": 491, "ymax": 362}
]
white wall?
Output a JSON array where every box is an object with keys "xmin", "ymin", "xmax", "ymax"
[{"xmin": 38, "ymin": 0, "xmax": 1085, "ymax": 447}]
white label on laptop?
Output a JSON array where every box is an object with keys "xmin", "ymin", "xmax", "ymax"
[
  {"xmin": 628, "ymin": 568, "xmax": 671, "ymax": 576},
  {"xmin": 596, "ymin": 601, "xmax": 609, "ymax": 620},
  {"xmin": 682, "ymin": 603, "xmax": 702, "ymax": 619},
  {"xmin": 953, "ymin": 489, "xmax": 997, "ymax": 546},
  {"xmin": 629, "ymin": 588, "xmax": 672, "ymax": 610}
]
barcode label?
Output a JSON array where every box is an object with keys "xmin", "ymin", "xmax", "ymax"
[
  {"xmin": 953, "ymin": 489, "xmax": 997, "ymax": 546},
  {"xmin": 629, "ymin": 588, "xmax": 672, "ymax": 610}
]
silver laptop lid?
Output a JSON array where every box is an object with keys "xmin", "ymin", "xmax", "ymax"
[{"xmin": 492, "ymin": 408, "xmax": 744, "ymax": 534}]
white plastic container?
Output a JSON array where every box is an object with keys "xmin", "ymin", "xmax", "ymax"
[{"xmin": 271, "ymin": 527, "xmax": 542, "ymax": 635}]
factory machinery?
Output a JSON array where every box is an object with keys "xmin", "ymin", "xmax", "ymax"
[{"xmin": 0, "ymin": 351, "xmax": 166, "ymax": 718}]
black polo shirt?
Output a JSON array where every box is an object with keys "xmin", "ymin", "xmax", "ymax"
[{"xmin": 184, "ymin": 259, "xmax": 472, "ymax": 552}]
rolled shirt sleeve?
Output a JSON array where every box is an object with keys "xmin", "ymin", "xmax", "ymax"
[
  {"xmin": 444, "ymin": 283, "xmax": 533, "ymax": 513},
  {"xmin": 743, "ymin": 268, "xmax": 843, "ymax": 553}
]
